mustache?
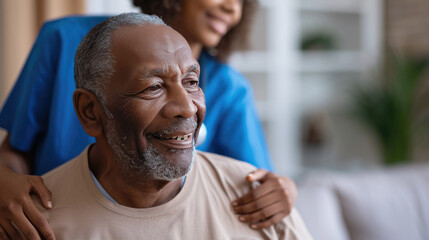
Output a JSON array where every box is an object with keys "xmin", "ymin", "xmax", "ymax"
[{"xmin": 152, "ymin": 118, "xmax": 198, "ymax": 137}]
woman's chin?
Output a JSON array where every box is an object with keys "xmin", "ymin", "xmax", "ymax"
[{"xmin": 202, "ymin": 35, "xmax": 223, "ymax": 49}]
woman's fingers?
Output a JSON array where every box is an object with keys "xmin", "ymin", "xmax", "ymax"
[
  {"xmin": 0, "ymin": 168, "xmax": 55, "ymax": 240},
  {"xmin": 232, "ymin": 169, "xmax": 298, "ymax": 229},
  {"xmin": 0, "ymin": 224, "xmax": 11, "ymax": 240},
  {"xmin": 0, "ymin": 220, "xmax": 23, "ymax": 240},
  {"xmin": 22, "ymin": 198, "xmax": 55, "ymax": 240},
  {"xmin": 29, "ymin": 176, "xmax": 53, "ymax": 210},
  {"xmin": 237, "ymin": 201, "xmax": 288, "ymax": 229}
]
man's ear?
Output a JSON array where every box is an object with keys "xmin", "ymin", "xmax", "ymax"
[{"xmin": 73, "ymin": 89, "xmax": 104, "ymax": 137}]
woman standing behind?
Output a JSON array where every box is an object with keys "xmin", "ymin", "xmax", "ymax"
[
  {"xmin": 134, "ymin": 0, "xmax": 273, "ymax": 170},
  {"xmin": 0, "ymin": 0, "xmax": 297, "ymax": 239}
]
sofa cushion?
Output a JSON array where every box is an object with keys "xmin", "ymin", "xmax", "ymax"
[
  {"xmin": 334, "ymin": 165, "xmax": 429, "ymax": 240},
  {"xmin": 297, "ymin": 176, "xmax": 350, "ymax": 240}
]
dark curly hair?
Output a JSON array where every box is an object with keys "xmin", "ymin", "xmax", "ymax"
[{"xmin": 132, "ymin": 0, "xmax": 258, "ymax": 62}]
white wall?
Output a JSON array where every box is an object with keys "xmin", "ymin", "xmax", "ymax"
[{"xmin": 85, "ymin": 0, "xmax": 139, "ymax": 15}]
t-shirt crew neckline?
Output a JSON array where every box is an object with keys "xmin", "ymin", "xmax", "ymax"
[{"xmin": 79, "ymin": 145, "xmax": 196, "ymax": 218}]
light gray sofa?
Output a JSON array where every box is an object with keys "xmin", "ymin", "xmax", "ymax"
[{"xmin": 296, "ymin": 164, "xmax": 429, "ymax": 240}]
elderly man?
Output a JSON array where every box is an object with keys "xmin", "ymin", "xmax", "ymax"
[{"xmin": 29, "ymin": 13, "xmax": 311, "ymax": 239}]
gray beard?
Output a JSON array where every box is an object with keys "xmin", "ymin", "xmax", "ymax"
[{"xmin": 105, "ymin": 117, "xmax": 195, "ymax": 182}]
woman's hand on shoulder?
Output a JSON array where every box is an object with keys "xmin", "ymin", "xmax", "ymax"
[
  {"xmin": 0, "ymin": 166, "xmax": 55, "ymax": 240},
  {"xmin": 231, "ymin": 169, "xmax": 297, "ymax": 229}
]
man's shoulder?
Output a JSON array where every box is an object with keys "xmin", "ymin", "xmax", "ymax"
[
  {"xmin": 194, "ymin": 151, "xmax": 256, "ymax": 195},
  {"xmin": 33, "ymin": 149, "xmax": 89, "ymax": 214},
  {"xmin": 194, "ymin": 151, "xmax": 313, "ymax": 239},
  {"xmin": 196, "ymin": 151, "xmax": 256, "ymax": 174},
  {"xmin": 42, "ymin": 153, "xmax": 81, "ymax": 180},
  {"xmin": 41, "ymin": 148, "xmax": 88, "ymax": 195}
]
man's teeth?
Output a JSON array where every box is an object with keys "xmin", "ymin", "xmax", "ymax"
[{"xmin": 163, "ymin": 135, "xmax": 190, "ymax": 141}]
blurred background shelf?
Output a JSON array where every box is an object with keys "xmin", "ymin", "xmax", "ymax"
[
  {"xmin": 227, "ymin": 0, "xmax": 383, "ymax": 176},
  {"xmin": 299, "ymin": 0, "xmax": 361, "ymax": 14},
  {"xmin": 298, "ymin": 51, "xmax": 365, "ymax": 73},
  {"xmin": 229, "ymin": 51, "xmax": 271, "ymax": 73}
]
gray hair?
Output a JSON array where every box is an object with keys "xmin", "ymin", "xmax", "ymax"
[{"xmin": 74, "ymin": 12, "xmax": 166, "ymax": 110}]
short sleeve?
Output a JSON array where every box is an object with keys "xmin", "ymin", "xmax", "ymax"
[
  {"xmin": 0, "ymin": 22, "xmax": 60, "ymax": 151},
  {"xmin": 216, "ymin": 75, "xmax": 274, "ymax": 171}
]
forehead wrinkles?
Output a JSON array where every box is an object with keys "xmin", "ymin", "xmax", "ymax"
[
  {"xmin": 112, "ymin": 25, "xmax": 194, "ymax": 78},
  {"xmin": 161, "ymin": 33, "xmax": 189, "ymax": 54},
  {"xmin": 140, "ymin": 64, "xmax": 193, "ymax": 80},
  {"xmin": 149, "ymin": 39, "xmax": 191, "ymax": 65},
  {"xmin": 146, "ymin": 43, "xmax": 195, "ymax": 76},
  {"xmin": 151, "ymin": 26, "xmax": 193, "ymax": 63}
]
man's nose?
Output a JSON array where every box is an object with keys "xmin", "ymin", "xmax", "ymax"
[{"xmin": 162, "ymin": 87, "xmax": 197, "ymax": 119}]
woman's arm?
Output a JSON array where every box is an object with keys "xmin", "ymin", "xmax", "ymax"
[
  {"xmin": 0, "ymin": 135, "xmax": 30, "ymax": 174},
  {"xmin": 0, "ymin": 136, "xmax": 54, "ymax": 240}
]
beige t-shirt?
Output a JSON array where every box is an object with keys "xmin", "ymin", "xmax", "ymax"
[{"xmin": 35, "ymin": 147, "xmax": 312, "ymax": 240}]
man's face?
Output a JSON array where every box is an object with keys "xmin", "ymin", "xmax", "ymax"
[{"xmin": 103, "ymin": 24, "xmax": 205, "ymax": 181}]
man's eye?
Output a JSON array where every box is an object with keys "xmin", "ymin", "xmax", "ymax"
[
  {"xmin": 189, "ymin": 80, "xmax": 198, "ymax": 86},
  {"xmin": 185, "ymin": 80, "xmax": 199, "ymax": 89},
  {"xmin": 148, "ymin": 84, "xmax": 162, "ymax": 91},
  {"xmin": 138, "ymin": 84, "xmax": 163, "ymax": 99},
  {"xmin": 184, "ymin": 79, "xmax": 199, "ymax": 93}
]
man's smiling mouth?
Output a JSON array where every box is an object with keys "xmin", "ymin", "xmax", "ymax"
[
  {"xmin": 152, "ymin": 132, "xmax": 195, "ymax": 149},
  {"xmin": 150, "ymin": 119, "xmax": 198, "ymax": 149},
  {"xmin": 160, "ymin": 134, "xmax": 192, "ymax": 141}
]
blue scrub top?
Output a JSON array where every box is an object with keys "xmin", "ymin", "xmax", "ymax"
[{"xmin": 0, "ymin": 16, "xmax": 273, "ymax": 175}]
